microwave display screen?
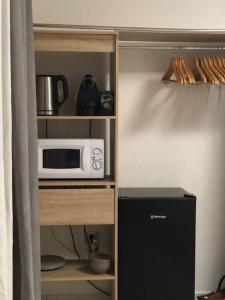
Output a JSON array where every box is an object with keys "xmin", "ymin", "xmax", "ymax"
[{"xmin": 43, "ymin": 149, "xmax": 80, "ymax": 169}]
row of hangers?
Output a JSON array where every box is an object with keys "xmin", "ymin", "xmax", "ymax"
[{"xmin": 162, "ymin": 56, "xmax": 225, "ymax": 85}]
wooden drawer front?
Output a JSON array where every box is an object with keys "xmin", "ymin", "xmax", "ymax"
[
  {"xmin": 34, "ymin": 33, "xmax": 115, "ymax": 53},
  {"xmin": 39, "ymin": 189, "xmax": 115, "ymax": 225}
]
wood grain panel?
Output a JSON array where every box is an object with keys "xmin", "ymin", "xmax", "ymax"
[
  {"xmin": 41, "ymin": 260, "xmax": 115, "ymax": 282},
  {"xmin": 34, "ymin": 32, "xmax": 115, "ymax": 53},
  {"xmin": 39, "ymin": 188, "xmax": 115, "ymax": 225}
]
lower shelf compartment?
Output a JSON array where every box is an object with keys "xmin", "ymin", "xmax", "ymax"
[{"xmin": 41, "ymin": 260, "xmax": 115, "ymax": 282}]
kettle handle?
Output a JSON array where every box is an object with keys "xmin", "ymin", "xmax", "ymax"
[{"xmin": 55, "ymin": 75, "xmax": 68, "ymax": 106}]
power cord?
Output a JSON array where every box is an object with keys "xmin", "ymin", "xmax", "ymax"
[
  {"xmin": 50, "ymin": 226, "xmax": 75, "ymax": 255},
  {"xmin": 89, "ymin": 120, "xmax": 92, "ymax": 137},
  {"xmin": 69, "ymin": 225, "xmax": 111, "ymax": 297},
  {"xmin": 45, "ymin": 120, "xmax": 48, "ymax": 138},
  {"xmin": 87, "ymin": 280, "xmax": 110, "ymax": 297},
  {"xmin": 83, "ymin": 225, "xmax": 92, "ymax": 252},
  {"xmin": 69, "ymin": 225, "xmax": 81, "ymax": 260}
]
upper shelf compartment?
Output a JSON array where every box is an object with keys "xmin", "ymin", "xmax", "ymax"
[{"xmin": 33, "ymin": 27, "xmax": 118, "ymax": 53}]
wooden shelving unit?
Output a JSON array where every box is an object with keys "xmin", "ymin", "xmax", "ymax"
[
  {"xmin": 34, "ymin": 26, "xmax": 119, "ymax": 299},
  {"xmin": 41, "ymin": 260, "xmax": 115, "ymax": 282}
]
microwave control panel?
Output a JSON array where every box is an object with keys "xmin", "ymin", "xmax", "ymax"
[{"xmin": 91, "ymin": 147, "xmax": 104, "ymax": 171}]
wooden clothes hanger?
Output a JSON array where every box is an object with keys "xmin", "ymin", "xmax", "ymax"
[
  {"xmin": 162, "ymin": 57, "xmax": 194, "ymax": 85},
  {"xmin": 218, "ymin": 57, "xmax": 225, "ymax": 80},
  {"xmin": 161, "ymin": 57, "xmax": 177, "ymax": 84},
  {"xmin": 199, "ymin": 57, "xmax": 219, "ymax": 85},
  {"xmin": 162, "ymin": 55, "xmax": 225, "ymax": 86},
  {"xmin": 161, "ymin": 57, "xmax": 186, "ymax": 84},
  {"xmin": 211, "ymin": 57, "xmax": 225, "ymax": 83},
  {"xmin": 214, "ymin": 57, "xmax": 225, "ymax": 81},
  {"xmin": 194, "ymin": 58, "xmax": 207, "ymax": 83},
  {"xmin": 206, "ymin": 57, "xmax": 223, "ymax": 84},
  {"xmin": 181, "ymin": 57, "xmax": 196, "ymax": 84},
  {"xmin": 174, "ymin": 57, "xmax": 186, "ymax": 85},
  {"xmin": 179, "ymin": 57, "xmax": 189, "ymax": 85},
  {"xmin": 221, "ymin": 57, "xmax": 225, "ymax": 70}
]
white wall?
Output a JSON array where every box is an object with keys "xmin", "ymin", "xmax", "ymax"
[{"xmin": 32, "ymin": 0, "xmax": 225, "ymax": 29}]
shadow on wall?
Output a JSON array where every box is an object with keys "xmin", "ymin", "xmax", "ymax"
[{"xmin": 128, "ymin": 83, "xmax": 225, "ymax": 134}]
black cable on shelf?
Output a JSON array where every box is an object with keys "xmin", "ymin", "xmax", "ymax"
[
  {"xmin": 68, "ymin": 225, "xmax": 111, "ymax": 297},
  {"xmin": 69, "ymin": 225, "xmax": 81, "ymax": 260},
  {"xmin": 45, "ymin": 119, "xmax": 48, "ymax": 138},
  {"xmin": 87, "ymin": 280, "xmax": 111, "ymax": 297},
  {"xmin": 83, "ymin": 225, "xmax": 92, "ymax": 252},
  {"xmin": 89, "ymin": 120, "xmax": 92, "ymax": 138}
]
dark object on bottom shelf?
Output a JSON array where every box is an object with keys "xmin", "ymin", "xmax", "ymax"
[
  {"xmin": 197, "ymin": 275, "xmax": 225, "ymax": 300},
  {"xmin": 41, "ymin": 255, "xmax": 66, "ymax": 271},
  {"xmin": 119, "ymin": 188, "xmax": 196, "ymax": 300}
]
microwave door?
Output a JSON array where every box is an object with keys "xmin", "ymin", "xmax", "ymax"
[{"xmin": 39, "ymin": 146, "xmax": 91, "ymax": 178}]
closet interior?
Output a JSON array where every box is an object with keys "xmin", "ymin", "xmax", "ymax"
[{"xmin": 35, "ymin": 26, "xmax": 225, "ymax": 300}]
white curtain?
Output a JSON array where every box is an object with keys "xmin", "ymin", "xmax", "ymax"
[{"xmin": 0, "ymin": 0, "xmax": 12, "ymax": 300}]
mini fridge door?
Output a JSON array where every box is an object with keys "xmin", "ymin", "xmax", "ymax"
[{"xmin": 119, "ymin": 188, "xmax": 196, "ymax": 300}]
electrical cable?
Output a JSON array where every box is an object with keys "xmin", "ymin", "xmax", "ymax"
[
  {"xmin": 83, "ymin": 225, "xmax": 92, "ymax": 252},
  {"xmin": 69, "ymin": 225, "xmax": 81, "ymax": 260},
  {"xmin": 87, "ymin": 280, "xmax": 111, "ymax": 297},
  {"xmin": 45, "ymin": 120, "xmax": 48, "ymax": 138},
  {"xmin": 89, "ymin": 120, "xmax": 92, "ymax": 137},
  {"xmin": 50, "ymin": 226, "xmax": 75, "ymax": 255},
  {"xmin": 69, "ymin": 225, "xmax": 111, "ymax": 297}
]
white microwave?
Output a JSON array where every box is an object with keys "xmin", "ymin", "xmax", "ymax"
[{"xmin": 38, "ymin": 139, "xmax": 104, "ymax": 179}]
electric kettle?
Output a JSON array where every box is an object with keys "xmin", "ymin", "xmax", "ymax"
[{"xmin": 36, "ymin": 75, "xmax": 68, "ymax": 116}]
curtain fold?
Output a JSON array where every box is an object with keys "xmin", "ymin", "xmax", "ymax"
[
  {"xmin": 0, "ymin": 1, "xmax": 12, "ymax": 300},
  {"xmin": 10, "ymin": 0, "xmax": 40, "ymax": 299}
]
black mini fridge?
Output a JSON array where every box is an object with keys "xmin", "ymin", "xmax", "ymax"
[{"xmin": 119, "ymin": 188, "xmax": 196, "ymax": 300}]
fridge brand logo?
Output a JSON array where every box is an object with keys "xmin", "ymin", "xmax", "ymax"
[{"xmin": 149, "ymin": 215, "xmax": 167, "ymax": 220}]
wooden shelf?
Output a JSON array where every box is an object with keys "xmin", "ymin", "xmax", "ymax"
[
  {"xmin": 41, "ymin": 260, "xmax": 115, "ymax": 282},
  {"xmin": 34, "ymin": 27, "xmax": 117, "ymax": 53},
  {"xmin": 37, "ymin": 115, "xmax": 116, "ymax": 120},
  {"xmin": 39, "ymin": 177, "xmax": 115, "ymax": 187}
]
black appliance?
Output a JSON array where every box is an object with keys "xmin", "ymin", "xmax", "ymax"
[
  {"xmin": 119, "ymin": 188, "xmax": 196, "ymax": 300},
  {"xmin": 76, "ymin": 74, "xmax": 100, "ymax": 115}
]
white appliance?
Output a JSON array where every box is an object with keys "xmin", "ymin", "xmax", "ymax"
[{"xmin": 38, "ymin": 139, "xmax": 104, "ymax": 179}]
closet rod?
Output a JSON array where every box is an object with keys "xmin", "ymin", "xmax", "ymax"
[
  {"xmin": 119, "ymin": 41, "xmax": 225, "ymax": 50},
  {"xmin": 120, "ymin": 46, "xmax": 225, "ymax": 50}
]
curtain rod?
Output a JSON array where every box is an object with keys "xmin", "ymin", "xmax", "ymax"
[{"xmin": 119, "ymin": 41, "xmax": 225, "ymax": 50}]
